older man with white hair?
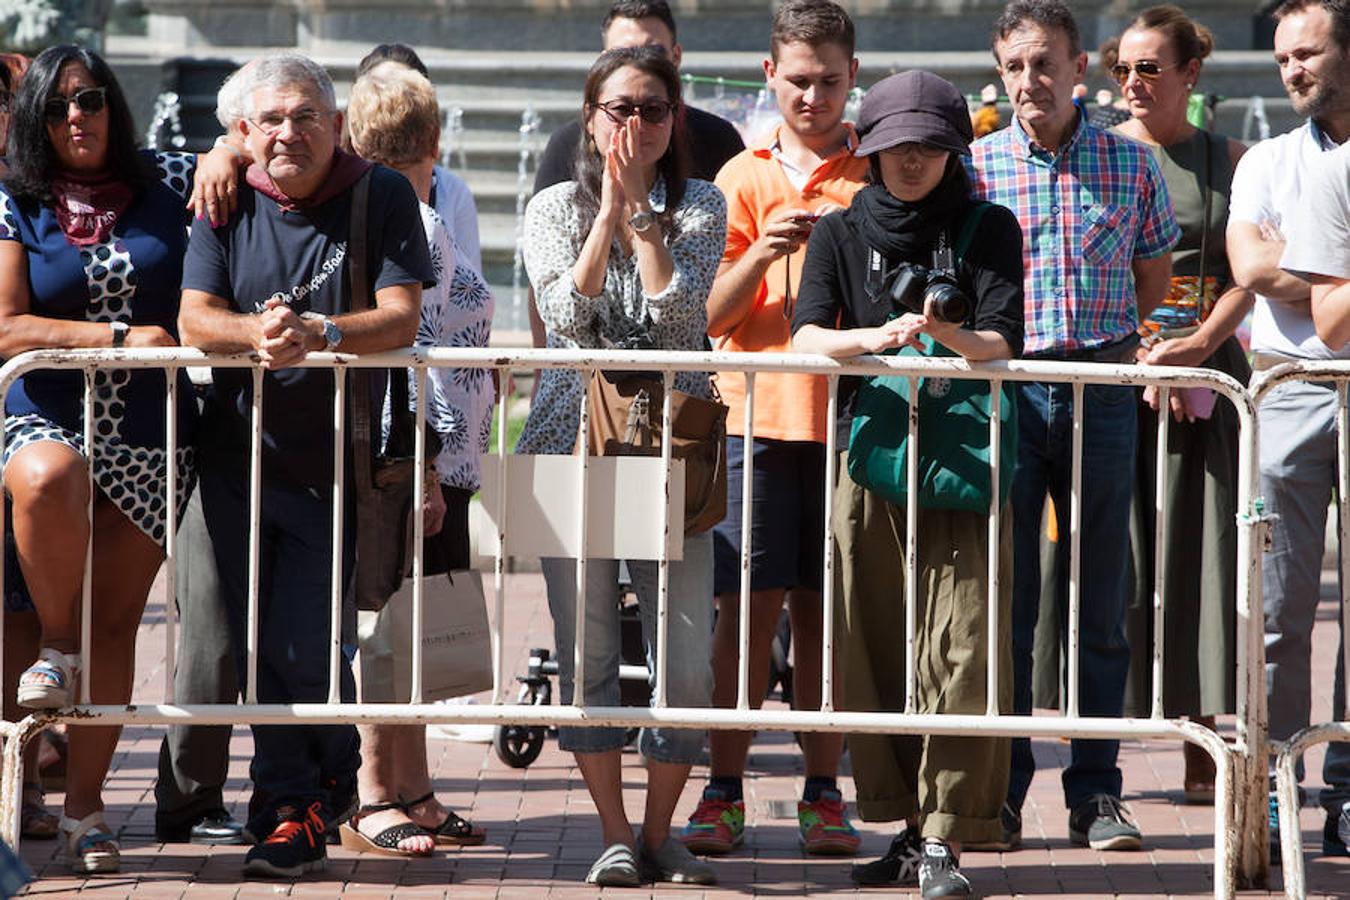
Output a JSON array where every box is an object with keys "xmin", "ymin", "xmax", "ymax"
[{"xmin": 178, "ymin": 52, "xmax": 433, "ymax": 878}]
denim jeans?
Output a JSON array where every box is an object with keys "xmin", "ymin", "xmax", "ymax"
[
  {"xmin": 1007, "ymin": 381, "xmax": 1137, "ymax": 811},
  {"xmin": 198, "ymin": 462, "xmax": 360, "ymax": 834},
  {"xmin": 541, "ymin": 531, "xmax": 714, "ymax": 763},
  {"xmin": 1258, "ymin": 379, "xmax": 1350, "ymax": 808}
]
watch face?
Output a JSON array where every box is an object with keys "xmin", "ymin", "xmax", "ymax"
[{"xmin": 324, "ymin": 319, "xmax": 342, "ymax": 349}]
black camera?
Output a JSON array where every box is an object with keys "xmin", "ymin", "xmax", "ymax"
[{"xmin": 887, "ymin": 263, "xmax": 971, "ymax": 324}]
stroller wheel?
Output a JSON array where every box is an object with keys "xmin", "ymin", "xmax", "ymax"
[{"xmin": 495, "ymin": 723, "xmax": 545, "ymax": 768}]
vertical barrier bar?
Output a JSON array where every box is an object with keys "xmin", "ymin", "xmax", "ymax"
[
  {"xmin": 493, "ymin": 366, "xmax": 509, "ymax": 703},
  {"xmin": 411, "ymin": 365, "xmax": 429, "ymax": 704},
  {"xmin": 1067, "ymin": 380, "xmax": 1085, "ymax": 719},
  {"xmin": 80, "ymin": 370, "xmax": 95, "ymax": 704},
  {"xmin": 245, "ymin": 368, "xmax": 265, "ymax": 705},
  {"xmin": 328, "ymin": 369, "xmax": 346, "ymax": 705},
  {"xmin": 904, "ymin": 375, "xmax": 919, "ymax": 714},
  {"xmin": 820, "ymin": 374, "xmax": 838, "ymax": 713},
  {"xmin": 572, "ymin": 368, "xmax": 592, "ymax": 706},
  {"xmin": 655, "ymin": 369, "xmax": 674, "ymax": 707},
  {"xmin": 736, "ymin": 372, "xmax": 755, "ymax": 710},
  {"xmin": 164, "ymin": 368, "xmax": 179, "ymax": 702},
  {"xmin": 1339, "ymin": 383, "xmax": 1350, "ymax": 720},
  {"xmin": 986, "ymin": 379, "xmax": 1002, "ymax": 717},
  {"xmin": 1152, "ymin": 389, "xmax": 1171, "ymax": 719}
]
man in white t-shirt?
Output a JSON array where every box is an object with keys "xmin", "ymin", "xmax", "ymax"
[
  {"xmin": 1288, "ymin": 143, "xmax": 1350, "ymax": 344},
  {"xmin": 1226, "ymin": 0, "xmax": 1350, "ymax": 860}
]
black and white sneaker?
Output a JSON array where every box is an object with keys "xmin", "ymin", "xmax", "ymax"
[
  {"xmin": 918, "ymin": 840, "xmax": 974, "ymax": 898},
  {"xmin": 1068, "ymin": 793, "xmax": 1143, "ymax": 851},
  {"xmin": 850, "ymin": 825, "xmax": 922, "ymax": 886}
]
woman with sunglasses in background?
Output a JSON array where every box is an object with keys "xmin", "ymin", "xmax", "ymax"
[
  {"xmin": 0, "ymin": 45, "xmax": 208, "ymax": 873},
  {"xmin": 1109, "ymin": 5, "xmax": 1252, "ymax": 803},
  {"xmin": 516, "ymin": 45, "xmax": 726, "ymax": 887}
]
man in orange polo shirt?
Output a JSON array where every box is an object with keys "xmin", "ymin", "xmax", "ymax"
[{"xmin": 681, "ymin": 0, "xmax": 868, "ymax": 859}]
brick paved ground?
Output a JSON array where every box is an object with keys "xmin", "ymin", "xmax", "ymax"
[{"xmin": 12, "ymin": 569, "xmax": 1350, "ymax": 898}]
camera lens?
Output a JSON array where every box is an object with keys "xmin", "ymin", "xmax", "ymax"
[{"xmin": 926, "ymin": 280, "xmax": 970, "ymax": 323}]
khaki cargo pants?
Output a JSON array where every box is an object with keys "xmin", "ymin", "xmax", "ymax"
[{"xmin": 833, "ymin": 453, "xmax": 1012, "ymax": 844}]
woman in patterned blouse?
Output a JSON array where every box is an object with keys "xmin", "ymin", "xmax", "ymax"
[
  {"xmin": 517, "ymin": 46, "xmax": 727, "ymax": 888},
  {"xmin": 0, "ymin": 46, "xmax": 206, "ymax": 874}
]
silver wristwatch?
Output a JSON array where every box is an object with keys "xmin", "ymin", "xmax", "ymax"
[
  {"xmin": 109, "ymin": 320, "xmax": 129, "ymax": 347},
  {"xmin": 301, "ymin": 311, "xmax": 343, "ymax": 351},
  {"xmin": 628, "ymin": 209, "xmax": 656, "ymax": 233}
]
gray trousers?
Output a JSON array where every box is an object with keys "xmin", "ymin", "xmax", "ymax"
[
  {"xmin": 154, "ymin": 489, "xmax": 239, "ymax": 828},
  {"xmin": 1259, "ymin": 378, "xmax": 1350, "ymax": 810}
]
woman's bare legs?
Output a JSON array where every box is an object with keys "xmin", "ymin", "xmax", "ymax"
[{"xmin": 354, "ymin": 723, "xmax": 434, "ymax": 853}]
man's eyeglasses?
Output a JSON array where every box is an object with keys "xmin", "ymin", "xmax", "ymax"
[
  {"xmin": 1110, "ymin": 60, "xmax": 1177, "ymax": 86},
  {"xmin": 595, "ymin": 99, "xmax": 676, "ymax": 125},
  {"xmin": 43, "ymin": 87, "xmax": 107, "ymax": 123},
  {"xmin": 248, "ymin": 109, "xmax": 327, "ymax": 136}
]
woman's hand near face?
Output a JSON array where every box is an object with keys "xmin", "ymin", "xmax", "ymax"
[
  {"xmin": 598, "ymin": 137, "xmax": 627, "ymax": 227},
  {"xmin": 610, "ymin": 118, "xmax": 648, "ymax": 213}
]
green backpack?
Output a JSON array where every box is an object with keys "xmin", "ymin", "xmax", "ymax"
[{"xmin": 846, "ymin": 202, "xmax": 1018, "ymax": 512}]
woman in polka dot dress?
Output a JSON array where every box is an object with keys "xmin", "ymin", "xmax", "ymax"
[{"xmin": 0, "ymin": 46, "xmax": 209, "ymax": 874}]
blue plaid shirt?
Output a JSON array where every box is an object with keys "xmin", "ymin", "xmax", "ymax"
[{"xmin": 965, "ymin": 113, "xmax": 1179, "ymax": 355}]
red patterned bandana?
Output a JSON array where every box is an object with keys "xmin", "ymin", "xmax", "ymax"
[
  {"xmin": 245, "ymin": 149, "xmax": 372, "ymax": 211},
  {"xmin": 51, "ymin": 170, "xmax": 133, "ymax": 246}
]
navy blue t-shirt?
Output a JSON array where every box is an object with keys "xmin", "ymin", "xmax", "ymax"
[{"xmin": 181, "ymin": 163, "xmax": 434, "ymax": 488}]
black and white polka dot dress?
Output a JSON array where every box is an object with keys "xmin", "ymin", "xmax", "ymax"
[{"xmin": 0, "ymin": 151, "xmax": 199, "ymax": 546}]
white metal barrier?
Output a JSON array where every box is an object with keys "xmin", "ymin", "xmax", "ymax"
[
  {"xmin": 1249, "ymin": 360, "xmax": 1350, "ymax": 899},
  {"xmin": 0, "ymin": 346, "xmax": 1269, "ymax": 895}
]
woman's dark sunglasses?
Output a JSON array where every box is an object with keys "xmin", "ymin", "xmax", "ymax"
[
  {"xmin": 43, "ymin": 87, "xmax": 108, "ymax": 123},
  {"xmin": 595, "ymin": 99, "xmax": 676, "ymax": 125},
  {"xmin": 1110, "ymin": 60, "xmax": 1176, "ymax": 86}
]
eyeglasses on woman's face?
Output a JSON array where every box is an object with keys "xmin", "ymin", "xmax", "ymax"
[
  {"xmin": 1110, "ymin": 60, "xmax": 1177, "ymax": 86},
  {"xmin": 594, "ymin": 98, "xmax": 676, "ymax": 125},
  {"xmin": 43, "ymin": 86, "xmax": 107, "ymax": 124},
  {"xmin": 881, "ymin": 142, "xmax": 948, "ymax": 159}
]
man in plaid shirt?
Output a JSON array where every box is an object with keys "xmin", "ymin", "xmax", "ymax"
[{"xmin": 965, "ymin": 0, "xmax": 1178, "ymax": 853}]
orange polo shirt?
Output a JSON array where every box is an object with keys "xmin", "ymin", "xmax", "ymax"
[{"xmin": 712, "ymin": 126, "xmax": 868, "ymax": 443}]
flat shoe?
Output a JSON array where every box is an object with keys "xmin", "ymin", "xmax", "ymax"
[
  {"xmin": 20, "ymin": 783, "xmax": 57, "ymax": 841},
  {"xmin": 586, "ymin": 842, "xmax": 640, "ymax": 887},
  {"xmin": 59, "ymin": 811, "xmax": 119, "ymax": 874}
]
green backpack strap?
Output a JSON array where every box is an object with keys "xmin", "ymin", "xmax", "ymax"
[{"xmin": 953, "ymin": 201, "xmax": 994, "ymax": 265}]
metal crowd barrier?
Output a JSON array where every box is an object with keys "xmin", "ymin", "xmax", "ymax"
[
  {"xmin": 1250, "ymin": 360, "xmax": 1350, "ymax": 899},
  {"xmin": 0, "ymin": 347, "xmax": 1270, "ymax": 895}
]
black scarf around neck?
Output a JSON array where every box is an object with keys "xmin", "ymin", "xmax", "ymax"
[{"xmin": 843, "ymin": 162, "xmax": 974, "ymax": 261}]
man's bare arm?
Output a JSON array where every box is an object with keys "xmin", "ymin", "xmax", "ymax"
[
  {"xmin": 1132, "ymin": 253, "xmax": 1172, "ymax": 320},
  {"xmin": 1227, "ymin": 221, "xmax": 1312, "ymax": 302},
  {"xmin": 1311, "ymin": 276, "xmax": 1350, "ymax": 348}
]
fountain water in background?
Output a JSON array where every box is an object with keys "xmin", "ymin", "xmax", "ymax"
[
  {"xmin": 440, "ymin": 104, "xmax": 466, "ymax": 172},
  {"xmin": 145, "ymin": 91, "xmax": 187, "ymax": 150},
  {"xmin": 1242, "ymin": 95, "xmax": 1271, "ymax": 143},
  {"xmin": 511, "ymin": 105, "xmax": 543, "ymax": 331}
]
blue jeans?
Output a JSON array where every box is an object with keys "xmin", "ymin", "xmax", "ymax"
[
  {"xmin": 1008, "ymin": 381, "xmax": 1136, "ymax": 811},
  {"xmin": 198, "ymin": 463, "xmax": 360, "ymax": 834},
  {"xmin": 541, "ymin": 531, "xmax": 714, "ymax": 763},
  {"xmin": 1258, "ymin": 379, "xmax": 1350, "ymax": 808}
]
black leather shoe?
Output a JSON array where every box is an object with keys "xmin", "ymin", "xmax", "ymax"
[{"xmin": 157, "ymin": 811, "xmax": 249, "ymax": 845}]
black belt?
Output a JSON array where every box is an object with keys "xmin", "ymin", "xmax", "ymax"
[{"xmin": 1027, "ymin": 334, "xmax": 1140, "ymax": 364}]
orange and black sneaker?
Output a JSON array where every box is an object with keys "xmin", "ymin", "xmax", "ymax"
[
  {"xmin": 244, "ymin": 802, "xmax": 327, "ymax": 878},
  {"xmin": 680, "ymin": 787, "xmax": 745, "ymax": 855},
  {"xmin": 798, "ymin": 789, "xmax": 861, "ymax": 856}
]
